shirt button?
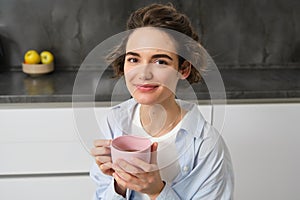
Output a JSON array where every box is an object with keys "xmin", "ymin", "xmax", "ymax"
[{"xmin": 183, "ymin": 166, "xmax": 189, "ymax": 172}]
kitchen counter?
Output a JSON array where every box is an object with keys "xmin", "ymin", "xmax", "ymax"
[{"xmin": 0, "ymin": 68, "xmax": 300, "ymax": 104}]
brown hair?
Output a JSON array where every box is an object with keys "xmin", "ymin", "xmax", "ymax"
[{"xmin": 107, "ymin": 3, "xmax": 204, "ymax": 84}]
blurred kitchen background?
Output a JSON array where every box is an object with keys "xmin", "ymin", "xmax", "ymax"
[
  {"xmin": 0, "ymin": 0, "xmax": 300, "ymax": 200},
  {"xmin": 0, "ymin": 0, "xmax": 299, "ymax": 102},
  {"xmin": 1, "ymin": 0, "xmax": 300, "ymax": 68}
]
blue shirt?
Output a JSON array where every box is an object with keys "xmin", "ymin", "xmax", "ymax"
[{"xmin": 90, "ymin": 99, "xmax": 234, "ymax": 199}]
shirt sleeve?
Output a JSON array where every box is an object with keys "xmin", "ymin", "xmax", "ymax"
[
  {"xmin": 171, "ymin": 124, "xmax": 234, "ymax": 200},
  {"xmin": 90, "ymin": 163, "xmax": 129, "ymax": 200},
  {"xmin": 196, "ymin": 125, "xmax": 234, "ymax": 200},
  {"xmin": 156, "ymin": 182, "xmax": 181, "ymax": 200},
  {"xmin": 90, "ymin": 104, "xmax": 131, "ymax": 199},
  {"xmin": 194, "ymin": 136, "xmax": 234, "ymax": 200}
]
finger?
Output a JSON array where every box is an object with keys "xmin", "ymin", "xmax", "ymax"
[
  {"xmin": 113, "ymin": 164, "xmax": 136, "ymax": 181},
  {"xmin": 113, "ymin": 163, "xmax": 146, "ymax": 186},
  {"xmin": 117, "ymin": 159, "xmax": 143, "ymax": 174},
  {"xmin": 113, "ymin": 172, "xmax": 128, "ymax": 189},
  {"xmin": 113, "ymin": 172, "xmax": 143, "ymax": 193},
  {"xmin": 93, "ymin": 139, "xmax": 112, "ymax": 147},
  {"xmin": 90, "ymin": 147, "xmax": 111, "ymax": 156},
  {"xmin": 95, "ymin": 155, "xmax": 112, "ymax": 164},
  {"xmin": 114, "ymin": 168, "xmax": 134, "ymax": 181},
  {"xmin": 112, "ymin": 161, "xmax": 127, "ymax": 173},
  {"xmin": 130, "ymin": 157, "xmax": 157, "ymax": 173},
  {"xmin": 100, "ymin": 162, "xmax": 114, "ymax": 176},
  {"xmin": 100, "ymin": 162, "xmax": 113, "ymax": 171},
  {"xmin": 113, "ymin": 169, "xmax": 141, "ymax": 189},
  {"xmin": 151, "ymin": 142, "xmax": 158, "ymax": 152},
  {"xmin": 150, "ymin": 142, "xmax": 158, "ymax": 164}
]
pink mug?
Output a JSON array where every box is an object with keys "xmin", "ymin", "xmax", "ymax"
[{"xmin": 111, "ymin": 135, "xmax": 152, "ymax": 164}]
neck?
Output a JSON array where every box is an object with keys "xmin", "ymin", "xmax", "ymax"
[{"xmin": 140, "ymin": 100, "xmax": 183, "ymax": 137}]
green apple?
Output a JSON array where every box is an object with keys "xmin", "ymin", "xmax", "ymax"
[
  {"xmin": 24, "ymin": 50, "xmax": 40, "ymax": 64},
  {"xmin": 40, "ymin": 51, "xmax": 54, "ymax": 64}
]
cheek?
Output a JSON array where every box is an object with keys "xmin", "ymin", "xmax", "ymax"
[
  {"xmin": 123, "ymin": 63, "xmax": 131, "ymax": 77},
  {"xmin": 154, "ymin": 68, "xmax": 179, "ymax": 88},
  {"xmin": 124, "ymin": 64, "xmax": 135, "ymax": 80},
  {"xmin": 123, "ymin": 65, "xmax": 136, "ymax": 93}
]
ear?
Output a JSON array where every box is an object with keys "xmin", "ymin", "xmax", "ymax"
[{"xmin": 179, "ymin": 60, "xmax": 191, "ymax": 79}]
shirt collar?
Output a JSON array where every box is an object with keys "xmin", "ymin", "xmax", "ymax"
[{"xmin": 176, "ymin": 100, "xmax": 206, "ymax": 138}]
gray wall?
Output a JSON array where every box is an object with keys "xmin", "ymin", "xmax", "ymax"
[{"xmin": 0, "ymin": 0, "xmax": 299, "ymax": 69}]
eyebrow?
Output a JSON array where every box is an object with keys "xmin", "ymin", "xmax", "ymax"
[
  {"xmin": 125, "ymin": 52, "xmax": 140, "ymax": 57},
  {"xmin": 152, "ymin": 54, "xmax": 173, "ymax": 61},
  {"xmin": 125, "ymin": 51, "xmax": 173, "ymax": 61}
]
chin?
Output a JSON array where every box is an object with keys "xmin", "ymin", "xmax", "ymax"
[
  {"xmin": 133, "ymin": 96, "xmax": 157, "ymax": 105},
  {"xmin": 133, "ymin": 94, "xmax": 172, "ymax": 106}
]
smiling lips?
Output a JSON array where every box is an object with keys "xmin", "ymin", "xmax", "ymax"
[{"xmin": 135, "ymin": 84, "xmax": 159, "ymax": 92}]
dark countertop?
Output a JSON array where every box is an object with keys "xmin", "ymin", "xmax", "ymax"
[{"xmin": 0, "ymin": 68, "xmax": 300, "ymax": 104}]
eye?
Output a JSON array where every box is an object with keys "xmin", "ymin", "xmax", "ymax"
[
  {"xmin": 126, "ymin": 57, "xmax": 138, "ymax": 63},
  {"xmin": 154, "ymin": 59, "xmax": 168, "ymax": 65}
]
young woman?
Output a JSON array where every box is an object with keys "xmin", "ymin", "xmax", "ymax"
[{"xmin": 90, "ymin": 3, "xmax": 234, "ymax": 200}]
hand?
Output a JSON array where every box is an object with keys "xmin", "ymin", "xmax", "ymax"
[
  {"xmin": 112, "ymin": 142, "xmax": 165, "ymax": 199},
  {"xmin": 90, "ymin": 139, "xmax": 114, "ymax": 176}
]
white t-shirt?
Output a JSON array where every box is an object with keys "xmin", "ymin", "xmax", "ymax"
[
  {"xmin": 131, "ymin": 104, "xmax": 185, "ymax": 200},
  {"xmin": 131, "ymin": 104, "xmax": 183, "ymax": 184}
]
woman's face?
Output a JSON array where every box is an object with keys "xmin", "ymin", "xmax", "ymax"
[{"xmin": 124, "ymin": 28, "xmax": 181, "ymax": 105}]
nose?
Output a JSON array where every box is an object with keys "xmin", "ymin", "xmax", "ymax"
[{"xmin": 138, "ymin": 64, "xmax": 153, "ymax": 80}]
